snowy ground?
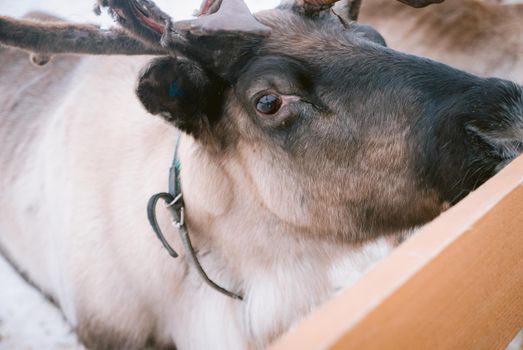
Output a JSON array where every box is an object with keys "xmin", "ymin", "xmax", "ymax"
[{"xmin": 0, "ymin": 255, "xmax": 83, "ymax": 350}]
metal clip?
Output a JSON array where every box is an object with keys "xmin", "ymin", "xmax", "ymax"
[
  {"xmin": 172, "ymin": 206, "xmax": 185, "ymax": 229},
  {"xmin": 165, "ymin": 193, "xmax": 183, "ymax": 208}
]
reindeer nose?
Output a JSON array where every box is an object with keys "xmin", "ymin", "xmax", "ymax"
[
  {"xmin": 465, "ymin": 79, "xmax": 523, "ymax": 137},
  {"xmin": 464, "ymin": 79, "xmax": 523, "ymax": 163},
  {"xmin": 426, "ymin": 77, "xmax": 523, "ymax": 204}
]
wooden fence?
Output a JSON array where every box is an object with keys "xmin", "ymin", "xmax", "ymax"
[{"xmin": 272, "ymin": 155, "xmax": 523, "ymax": 350}]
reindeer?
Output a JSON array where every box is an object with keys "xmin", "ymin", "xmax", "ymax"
[
  {"xmin": 358, "ymin": 0, "xmax": 523, "ymax": 82},
  {"xmin": 0, "ymin": 0, "xmax": 522, "ymax": 349}
]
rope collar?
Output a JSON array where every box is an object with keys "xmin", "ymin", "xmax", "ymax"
[{"xmin": 147, "ymin": 134, "xmax": 243, "ymax": 301}]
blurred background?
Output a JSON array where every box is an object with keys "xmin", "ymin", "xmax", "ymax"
[{"xmin": 0, "ymin": 0, "xmax": 280, "ymax": 24}]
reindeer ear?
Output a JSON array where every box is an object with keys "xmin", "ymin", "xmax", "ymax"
[
  {"xmin": 353, "ymin": 24, "xmax": 387, "ymax": 47},
  {"xmin": 136, "ymin": 57, "xmax": 224, "ymax": 137}
]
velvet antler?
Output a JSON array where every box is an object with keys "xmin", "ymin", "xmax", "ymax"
[
  {"xmin": 0, "ymin": 0, "xmax": 271, "ymax": 73},
  {"xmin": 0, "ymin": 15, "xmax": 165, "ymax": 57},
  {"xmin": 294, "ymin": 0, "xmax": 445, "ymax": 20}
]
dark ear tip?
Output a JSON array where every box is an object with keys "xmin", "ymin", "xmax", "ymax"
[
  {"xmin": 136, "ymin": 56, "xmax": 178, "ymax": 112},
  {"xmin": 137, "ymin": 56, "xmax": 177, "ymax": 86},
  {"xmin": 135, "ymin": 56, "xmax": 220, "ymax": 137},
  {"xmin": 352, "ymin": 24, "xmax": 387, "ymax": 47}
]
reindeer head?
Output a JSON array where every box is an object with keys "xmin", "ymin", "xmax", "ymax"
[{"xmin": 1, "ymin": 0, "xmax": 521, "ymax": 242}]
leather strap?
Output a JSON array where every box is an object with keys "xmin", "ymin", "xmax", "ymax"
[{"xmin": 146, "ymin": 133, "xmax": 243, "ymax": 300}]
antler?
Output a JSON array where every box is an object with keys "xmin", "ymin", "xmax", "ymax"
[
  {"xmin": 397, "ymin": 0, "xmax": 444, "ymax": 7},
  {"xmin": 103, "ymin": 0, "xmax": 271, "ymax": 76},
  {"xmin": 93, "ymin": 0, "xmax": 270, "ymax": 58},
  {"xmin": 0, "ymin": 0, "xmax": 444, "ymax": 70},
  {"xmin": 0, "ymin": 15, "xmax": 165, "ymax": 57},
  {"xmin": 296, "ymin": 0, "xmax": 341, "ymax": 13},
  {"xmin": 0, "ymin": 0, "xmax": 271, "ymax": 74},
  {"xmin": 174, "ymin": 0, "xmax": 271, "ymax": 37},
  {"xmin": 294, "ymin": 0, "xmax": 445, "ymax": 20},
  {"xmin": 347, "ymin": 0, "xmax": 362, "ymax": 20},
  {"xmin": 95, "ymin": 0, "xmax": 172, "ymax": 49}
]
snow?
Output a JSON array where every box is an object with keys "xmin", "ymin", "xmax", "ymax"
[{"xmin": 0, "ymin": 255, "xmax": 83, "ymax": 350}]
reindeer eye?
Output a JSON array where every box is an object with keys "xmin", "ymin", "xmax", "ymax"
[{"xmin": 255, "ymin": 94, "xmax": 282, "ymax": 115}]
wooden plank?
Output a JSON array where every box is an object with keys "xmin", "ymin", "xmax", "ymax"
[{"xmin": 272, "ymin": 155, "xmax": 523, "ymax": 350}]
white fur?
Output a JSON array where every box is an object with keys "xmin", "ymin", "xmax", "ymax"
[{"xmin": 0, "ymin": 55, "xmax": 394, "ymax": 349}]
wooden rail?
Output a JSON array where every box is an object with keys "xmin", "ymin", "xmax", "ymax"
[{"xmin": 272, "ymin": 155, "xmax": 523, "ymax": 350}]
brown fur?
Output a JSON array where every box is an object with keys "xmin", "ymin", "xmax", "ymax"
[{"xmin": 360, "ymin": 0, "xmax": 523, "ymax": 80}]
